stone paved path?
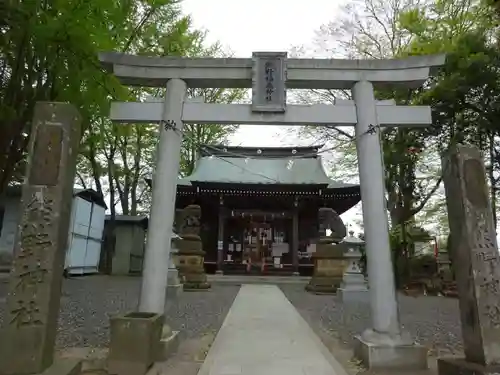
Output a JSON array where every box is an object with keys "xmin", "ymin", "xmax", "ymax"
[{"xmin": 197, "ymin": 284, "xmax": 347, "ymax": 375}]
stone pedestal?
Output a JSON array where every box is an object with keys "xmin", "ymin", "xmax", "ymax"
[
  {"xmin": 176, "ymin": 239, "xmax": 210, "ymax": 290},
  {"xmin": 156, "ymin": 324, "xmax": 180, "ymax": 362},
  {"xmin": 338, "ymin": 275, "xmax": 368, "ymax": 302},
  {"xmin": 176, "ymin": 205, "xmax": 210, "ymax": 291},
  {"xmin": 305, "ymin": 239, "xmax": 346, "ymax": 294},
  {"xmin": 165, "ymin": 249, "xmax": 182, "ymax": 310},
  {"xmin": 353, "ymin": 334, "xmax": 428, "ymax": 371},
  {"xmin": 438, "ymin": 145, "xmax": 500, "ymax": 374},
  {"xmin": 108, "ymin": 312, "xmax": 164, "ymax": 375},
  {"xmin": 338, "ymin": 246, "xmax": 368, "ymax": 302}
]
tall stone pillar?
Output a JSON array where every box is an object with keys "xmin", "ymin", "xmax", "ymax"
[
  {"xmin": 0, "ymin": 103, "xmax": 81, "ymax": 375},
  {"xmin": 292, "ymin": 209, "xmax": 299, "ymax": 275},
  {"xmin": 438, "ymin": 144, "xmax": 500, "ymax": 375},
  {"xmin": 352, "ymin": 81, "xmax": 427, "ymax": 371},
  {"xmin": 216, "ymin": 198, "xmax": 224, "ymax": 275},
  {"xmin": 139, "ymin": 79, "xmax": 186, "ymax": 313}
]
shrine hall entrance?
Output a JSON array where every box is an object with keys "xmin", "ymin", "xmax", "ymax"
[{"xmin": 224, "ymin": 211, "xmax": 292, "ymax": 275}]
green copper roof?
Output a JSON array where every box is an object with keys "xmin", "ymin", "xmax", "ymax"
[
  {"xmin": 177, "ymin": 145, "xmax": 358, "ymax": 188},
  {"xmin": 188, "ymin": 156, "xmax": 330, "ymax": 184}
]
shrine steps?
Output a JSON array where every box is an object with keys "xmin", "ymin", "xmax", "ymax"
[{"xmin": 221, "ymin": 263, "xmax": 295, "ymax": 276}]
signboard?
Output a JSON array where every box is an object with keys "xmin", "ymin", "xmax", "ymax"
[{"xmin": 251, "ymin": 52, "xmax": 287, "ymax": 113}]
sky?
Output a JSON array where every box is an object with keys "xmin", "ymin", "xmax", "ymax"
[
  {"xmin": 181, "ymin": 0, "xmax": 345, "ymax": 148},
  {"xmin": 180, "ymin": 0, "xmax": 363, "ymax": 230}
]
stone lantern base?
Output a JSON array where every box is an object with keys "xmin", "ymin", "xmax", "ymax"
[
  {"xmin": 166, "ymin": 249, "xmax": 182, "ymax": 310},
  {"xmin": 175, "ymin": 235, "xmax": 210, "ymax": 291},
  {"xmin": 306, "ymin": 240, "xmax": 346, "ymax": 294},
  {"xmin": 338, "ymin": 261, "xmax": 368, "ymax": 302}
]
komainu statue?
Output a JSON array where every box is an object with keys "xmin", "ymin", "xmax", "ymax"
[
  {"xmin": 318, "ymin": 207, "xmax": 347, "ymax": 242},
  {"xmin": 306, "ymin": 207, "xmax": 348, "ymax": 294}
]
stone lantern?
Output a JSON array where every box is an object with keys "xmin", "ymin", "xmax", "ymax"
[
  {"xmin": 176, "ymin": 204, "xmax": 210, "ymax": 290},
  {"xmin": 338, "ymin": 231, "xmax": 368, "ymax": 301}
]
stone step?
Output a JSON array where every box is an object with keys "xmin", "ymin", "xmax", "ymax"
[{"xmin": 207, "ymin": 274, "xmax": 310, "ymax": 285}]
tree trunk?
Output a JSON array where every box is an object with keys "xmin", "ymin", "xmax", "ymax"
[
  {"xmin": 488, "ymin": 133, "xmax": 497, "ymax": 230},
  {"xmin": 100, "ymin": 155, "xmax": 117, "ymax": 274},
  {"xmin": 88, "ymin": 141, "xmax": 104, "ymax": 196}
]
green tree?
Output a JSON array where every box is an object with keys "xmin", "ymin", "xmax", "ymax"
[
  {"xmin": 77, "ymin": 30, "xmax": 245, "ymax": 216},
  {"xmin": 298, "ymin": 0, "xmax": 500, "ymax": 284},
  {"xmin": 399, "ymin": 0, "xmax": 500, "ymax": 225},
  {"xmin": 0, "ymin": 0, "xmax": 123, "ymax": 194},
  {"xmin": 76, "ymin": 1, "xmax": 203, "ymax": 216},
  {"xmin": 296, "ymin": 0, "xmax": 442, "ymax": 234}
]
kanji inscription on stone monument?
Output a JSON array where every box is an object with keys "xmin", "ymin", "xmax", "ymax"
[
  {"xmin": 251, "ymin": 52, "xmax": 287, "ymax": 113},
  {"xmin": 0, "ymin": 102, "xmax": 81, "ymax": 375},
  {"xmin": 29, "ymin": 124, "xmax": 63, "ymax": 186},
  {"xmin": 441, "ymin": 144, "xmax": 500, "ymax": 368}
]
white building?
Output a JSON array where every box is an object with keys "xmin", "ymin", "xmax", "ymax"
[{"xmin": 0, "ymin": 186, "xmax": 107, "ymax": 274}]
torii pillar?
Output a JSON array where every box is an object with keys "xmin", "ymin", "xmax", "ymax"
[{"xmin": 352, "ymin": 81, "xmax": 428, "ymax": 370}]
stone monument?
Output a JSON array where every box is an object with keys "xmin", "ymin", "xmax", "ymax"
[
  {"xmin": 0, "ymin": 102, "xmax": 82, "ymax": 375},
  {"xmin": 176, "ymin": 205, "xmax": 210, "ymax": 290},
  {"xmin": 439, "ymin": 144, "xmax": 500, "ymax": 375},
  {"xmin": 338, "ymin": 231, "xmax": 368, "ymax": 302},
  {"xmin": 306, "ymin": 207, "xmax": 347, "ymax": 294}
]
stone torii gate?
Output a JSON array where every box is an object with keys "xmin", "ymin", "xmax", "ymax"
[{"xmin": 99, "ymin": 51, "xmax": 445, "ymax": 370}]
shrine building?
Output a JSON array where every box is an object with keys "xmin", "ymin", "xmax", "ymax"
[{"xmin": 148, "ymin": 144, "xmax": 361, "ymax": 275}]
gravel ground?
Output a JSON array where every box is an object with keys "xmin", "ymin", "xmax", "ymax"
[
  {"xmin": 0, "ymin": 275, "xmax": 239, "ymax": 349},
  {"xmin": 0, "ymin": 276, "xmax": 464, "ymax": 355},
  {"xmin": 280, "ymin": 284, "xmax": 463, "ymax": 356}
]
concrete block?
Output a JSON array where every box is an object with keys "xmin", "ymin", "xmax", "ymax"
[
  {"xmin": 156, "ymin": 329, "xmax": 180, "ymax": 362},
  {"xmin": 305, "ymin": 276, "xmax": 341, "ymax": 294},
  {"xmin": 40, "ymin": 359, "xmax": 82, "ymax": 375},
  {"xmin": 353, "ymin": 335, "xmax": 428, "ymax": 371},
  {"xmin": 438, "ymin": 357, "xmax": 500, "ymax": 375},
  {"xmin": 108, "ymin": 312, "xmax": 164, "ymax": 375},
  {"xmin": 338, "ymin": 289, "xmax": 369, "ymax": 303},
  {"xmin": 166, "ymin": 284, "xmax": 182, "ymax": 301},
  {"xmin": 58, "ymin": 347, "xmax": 108, "ymax": 373}
]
